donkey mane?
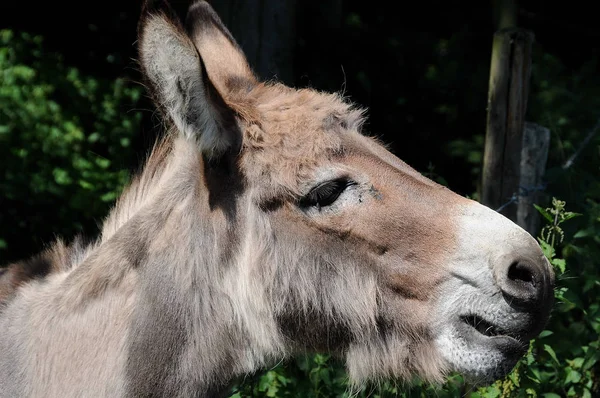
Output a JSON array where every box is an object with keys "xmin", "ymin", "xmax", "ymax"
[{"xmin": 102, "ymin": 134, "xmax": 175, "ymax": 242}]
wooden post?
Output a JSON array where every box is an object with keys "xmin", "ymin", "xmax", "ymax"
[
  {"xmin": 518, "ymin": 122, "xmax": 550, "ymax": 236},
  {"xmin": 481, "ymin": 28, "xmax": 534, "ymax": 222}
]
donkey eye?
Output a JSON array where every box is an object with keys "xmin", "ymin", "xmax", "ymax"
[{"xmin": 300, "ymin": 178, "xmax": 356, "ymax": 210}]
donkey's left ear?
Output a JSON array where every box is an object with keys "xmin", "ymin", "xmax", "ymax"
[
  {"xmin": 185, "ymin": 1, "xmax": 258, "ymax": 96},
  {"xmin": 138, "ymin": 0, "xmax": 241, "ymax": 157}
]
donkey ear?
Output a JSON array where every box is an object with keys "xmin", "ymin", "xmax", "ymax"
[
  {"xmin": 138, "ymin": 0, "xmax": 237, "ymax": 156},
  {"xmin": 185, "ymin": 1, "xmax": 258, "ymax": 96}
]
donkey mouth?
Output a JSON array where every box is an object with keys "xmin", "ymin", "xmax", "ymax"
[{"xmin": 460, "ymin": 314, "xmax": 524, "ymax": 343}]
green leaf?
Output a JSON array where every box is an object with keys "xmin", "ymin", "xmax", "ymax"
[
  {"xmin": 538, "ymin": 239, "xmax": 556, "ymax": 260},
  {"xmin": 508, "ymin": 371, "xmax": 520, "ymax": 387},
  {"xmin": 582, "ymin": 347, "xmax": 599, "ymax": 371},
  {"xmin": 534, "ymin": 204, "xmax": 554, "ymax": 222},
  {"xmin": 78, "ymin": 180, "xmax": 94, "ymax": 190},
  {"xmin": 94, "ymin": 157, "xmax": 111, "ymax": 169},
  {"xmin": 100, "ymin": 191, "xmax": 118, "ymax": 202},
  {"xmin": 481, "ymin": 385, "xmax": 501, "ymax": 398},
  {"xmin": 538, "ymin": 330, "xmax": 554, "ymax": 338},
  {"xmin": 319, "ymin": 367, "xmax": 331, "ymax": 385},
  {"xmin": 573, "ymin": 228, "xmax": 593, "ymax": 238},
  {"xmin": 562, "ymin": 212, "xmax": 582, "ymax": 222},
  {"xmin": 258, "ymin": 373, "xmax": 273, "ymax": 391},
  {"xmin": 276, "ymin": 374, "xmax": 289, "ymax": 386},
  {"xmin": 552, "ymin": 258, "xmax": 566, "ymax": 273},
  {"xmin": 52, "ymin": 168, "xmax": 73, "ymax": 185},
  {"xmin": 88, "ymin": 132, "xmax": 101, "ymax": 143},
  {"xmin": 565, "ymin": 368, "xmax": 581, "ymax": 384},
  {"xmin": 266, "ymin": 384, "xmax": 279, "ymax": 397},
  {"xmin": 542, "ymin": 394, "xmax": 562, "ymax": 398},
  {"xmin": 544, "ymin": 344, "xmax": 560, "ymax": 365},
  {"xmin": 570, "ymin": 357, "xmax": 585, "ymax": 369},
  {"xmin": 528, "ymin": 367, "xmax": 541, "ymax": 383}
]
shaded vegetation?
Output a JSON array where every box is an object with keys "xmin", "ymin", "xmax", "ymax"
[{"xmin": 0, "ymin": 31, "xmax": 141, "ymax": 258}]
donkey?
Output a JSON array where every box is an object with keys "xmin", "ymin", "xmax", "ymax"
[{"xmin": 0, "ymin": 1, "xmax": 554, "ymax": 396}]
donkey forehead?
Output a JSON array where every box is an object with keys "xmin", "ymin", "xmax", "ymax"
[
  {"xmin": 236, "ymin": 84, "xmax": 369, "ymax": 192},
  {"xmin": 237, "ymin": 84, "xmax": 436, "ymax": 199}
]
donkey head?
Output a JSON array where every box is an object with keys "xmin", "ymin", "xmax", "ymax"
[{"xmin": 138, "ymin": 0, "xmax": 554, "ymax": 386}]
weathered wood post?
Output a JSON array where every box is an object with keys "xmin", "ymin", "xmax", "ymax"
[
  {"xmin": 480, "ymin": 28, "xmax": 534, "ymax": 221},
  {"xmin": 518, "ymin": 122, "xmax": 550, "ymax": 235}
]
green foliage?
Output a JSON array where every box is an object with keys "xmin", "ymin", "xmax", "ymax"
[
  {"xmin": 231, "ymin": 355, "xmax": 350, "ymax": 397},
  {"xmin": 231, "ymin": 355, "xmax": 469, "ymax": 397},
  {"xmin": 0, "ymin": 30, "xmax": 141, "ymax": 259},
  {"xmin": 535, "ymin": 198, "xmax": 582, "ymax": 273}
]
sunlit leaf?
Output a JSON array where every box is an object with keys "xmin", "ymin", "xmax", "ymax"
[{"xmin": 534, "ymin": 204, "xmax": 554, "ymax": 222}]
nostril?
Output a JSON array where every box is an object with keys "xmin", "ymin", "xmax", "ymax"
[
  {"xmin": 494, "ymin": 250, "xmax": 554, "ymax": 316},
  {"xmin": 507, "ymin": 261, "xmax": 536, "ymax": 288},
  {"xmin": 494, "ymin": 256, "xmax": 545, "ymax": 311}
]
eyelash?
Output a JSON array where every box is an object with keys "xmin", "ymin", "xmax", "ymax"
[{"xmin": 299, "ymin": 178, "xmax": 357, "ymax": 210}]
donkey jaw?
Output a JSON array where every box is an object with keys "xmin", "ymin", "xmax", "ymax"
[{"xmin": 436, "ymin": 321, "xmax": 527, "ymax": 384}]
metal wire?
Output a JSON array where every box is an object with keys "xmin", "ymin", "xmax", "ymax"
[{"xmin": 495, "ymin": 184, "xmax": 547, "ymax": 212}]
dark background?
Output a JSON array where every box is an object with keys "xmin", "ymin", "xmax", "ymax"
[{"xmin": 1, "ymin": 0, "xmax": 597, "ymax": 178}]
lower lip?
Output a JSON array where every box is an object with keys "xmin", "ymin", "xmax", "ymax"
[{"xmin": 458, "ymin": 321, "xmax": 527, "ymax": 353}]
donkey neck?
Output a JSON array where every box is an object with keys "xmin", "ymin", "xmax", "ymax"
[{"xmin": 104, "ymin": 138, "xmax": 279, "ymax": 396}]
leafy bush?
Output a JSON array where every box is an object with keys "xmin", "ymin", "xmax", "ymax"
[{"xmin": 0, "ymin": 30, "xmax": 142, "ymax": 260}]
